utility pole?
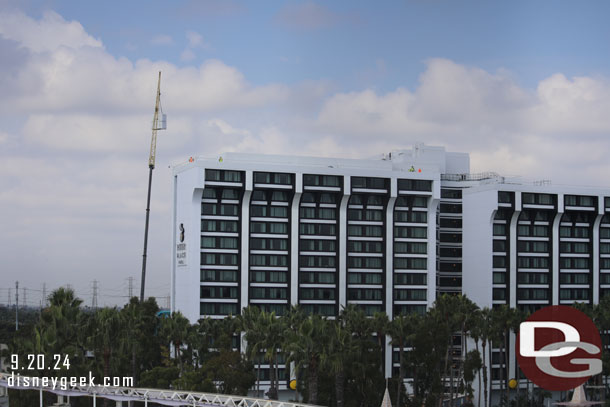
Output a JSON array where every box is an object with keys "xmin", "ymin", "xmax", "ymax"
[
  {"xmin": 15, "ymin": 281, "xmax": 19, "ymax": 331},
  {"xmin": 23, "ymin": 287, "xmax": 26, "ymax": 308},
  {"xmin": 42, "ymin": 282, "xmax": 47, "ymax": 307},
  {"xmin": 8, "ymin": 288, "xmax": 11, "ymax": 307},
  {"xmin": 140, "ymin": 71, "xmax": 166, "ymax": 302},
  {"xmin": 92, "ymin": 280, "xmax": 98, "ymax": 309}
]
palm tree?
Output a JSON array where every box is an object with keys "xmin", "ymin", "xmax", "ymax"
[
  {"xmin": 285, "ymin": 314, "xmax": 327, "ymax": 404},
  {"xmin": 322, "ymin": 319, "xmax": 355, "ymax": 407},
  {"xmin": 479, "ymin": 307, "xmax": 492, "ymax": 407},
  {"xmin": 240, "ymin": 306, "xmax": 264, "ymax": 397},
  {"xmin": 388, "ymin": 313, "xmax": 419, "ymax": 407},
  {"xmin": 160, "ymin": 311, "xmax": 191, "ymax": 375},
  {"xmin": 371, "ymin": 311, "xmax": 390, "ymax": 374}
]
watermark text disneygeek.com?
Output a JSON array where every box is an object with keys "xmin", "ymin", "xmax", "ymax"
[{"xmin": 7, "ymin": 372, "xmax": 133, "ymax": 390}]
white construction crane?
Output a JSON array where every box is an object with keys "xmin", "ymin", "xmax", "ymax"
[{"xmin": 140, "ymin": 71, "xmax": 166, "ymax": 302}]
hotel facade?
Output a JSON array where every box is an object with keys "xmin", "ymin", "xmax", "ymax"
[{"xmin": 170, "ymin": 144, "xmax": 610, "ymax": 395}]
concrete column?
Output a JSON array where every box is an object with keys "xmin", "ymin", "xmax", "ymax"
[
  {"xmin": 338, "ymin": 177, "xmax": 351, "ymax": 309},
  {"xmin": 240, "ymin": 171, "xmax": 253, "ymax": 311},
  {"xmin": 290, "ymin": 173, "xmax": 303, "ymax": 305}
]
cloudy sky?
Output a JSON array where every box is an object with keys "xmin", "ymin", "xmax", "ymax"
[{"xmin": 1, "ymin": 0, "xmax": 610, "ymax": 307}]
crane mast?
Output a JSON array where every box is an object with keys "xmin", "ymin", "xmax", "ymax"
[{"xmin": 141, "ymin": 71, "xmax": 166, "ymax": 302}]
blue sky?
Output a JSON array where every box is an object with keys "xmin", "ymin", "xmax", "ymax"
[{"xmin": 1, "ymin": 0, "xmax": 610, "ymax": 306}]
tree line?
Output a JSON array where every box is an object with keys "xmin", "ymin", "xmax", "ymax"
[{"xmin": 3, "ymin": 288, "xmax": 610, "ymax": 407}]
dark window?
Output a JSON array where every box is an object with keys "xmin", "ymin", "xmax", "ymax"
[
  {"xmin": 441, "ymin": 189, "xmax": 462, "ymax": 199},
  {"xmin": 440, "ymin": 203, "xmax": 462, "ymax": 214},
  {"xmin": 498, "ymin": 191, "xmax": 513, "ymax": 204},
  {"xmin": 440, "ymin": 218, "xmax": 462, "ymax": 228},
  {"xmin": 398, "ymin": 179, "xmax": 432, "ymax": 192},
  {"xmin": 517, "ymin": 273, "xmax": 549, "ymax": 284}
]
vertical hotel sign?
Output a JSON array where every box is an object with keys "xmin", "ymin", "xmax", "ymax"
[{"xmin": 177, "ymin": 223, "xmax": 187, "ymax": 266}]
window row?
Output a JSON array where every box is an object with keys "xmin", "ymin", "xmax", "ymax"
[
  {"xmin": 300, "ymin": 272, "xmax": 335, "ymax": 284},
  {"xmin": 522, "ymin": 193, "xmax": 555, "ymax": 205},
  {"xmin": 201, "ymin": 236, "xmax": 238, "ymax": 249},
  {"xmin": 250, "ymin": 271, "xmax": 288, "ymax": 283},
  {"xmin": 201, "ymin": 270, "xmax": 238, "ymax": 282},
  {"xmin": 348, "ymin": 288, "xmax": 382, "ymax": 300},
  {"xmin": 518, "ymin": 225, "xmax": 549, "ymax": 237},
  {"xmin": 202, "ymin": 188, "xmax": 240, "ymax": 200},
  {"xmin": 253, "ymin": 172, "xmax": 292, "ymax": 185},
  {"xmin": 560, "ymin": 227, "xmax": 589, "ymax": 238},
  {"xmin": 518, "ymin": 272, "xmax": 548, "ymax": 284},
  {"xmin": 252, "ymin": 222, "xmax": 289, "ymax": 234},
  {"xmin": 348, "ymin": 209, "xmax": 384, "ymax": 221},
  {"xmin": 303, "ymin": 174, "xmax": 341, "ymax": 187},
  {"xmin": 205, "ymin": 169, "xmax": 243, "ymax": 183},
  {"xmin": 560, "ymin": 242, "xmax": 589, "ymax": 253},
  {"xmin": 301, "ymin": 192, "xmax": 338, "ymax": 204},
  {"xmin": 352, "ymin": 177, "xmax": 388, "ymax": 190},
  {"xmin": 201, "ymin": 253, "xmax": 238, "ymax": 266},
  {"xmin": 559, "ymin": 258, "xmax": 590, "ymax": 269},
  {"xmin": 300, "ymin": 223, "xmax": 337, "ymax": 236},
  {"xmin": 440, "ymin": 218, "xmax": 462, "ymax": 228},
  {"xmin": 395, "ymin": 226, "xmax": 427, "ymax": 239},
  {"xmin": 349, "ymin": 257, "xmax": 383, "ymax": 269},
  {"xmin": 517, "ymin": 257, "xmax": 549, "ymax": 269},
  {"xmin": 300, "ymin": 288, "xmax": 335, "ymax": 300},
  {"xmin": 394, "ymin": 273, "xmax": 427, "ymax": 285},
  {"xmin": 395, "ymin": 196, "xmax": 428, "ymax": 208},
  {"xmin": 519, "ymin": 211, "xmax": 551, "ymax": 221},
  {"xmin": 348, "ymin": 241, "xmax": 382, "ymax": 253},
  {"xmin": 201, "ymin": 286, "xmax": 238, "ymax": 299},
  {"xmin": 251, "ymin": 238, "xmax": 287, "ymax": 251},
  {"xmin": 251, "ymin": 190, "xmax": 290, "ymax": 202},
  {"xmin": 250, "ymin": 254, "xmax": 288, "ymax": 267},
  {"xmin": 251, "ymin": 205, "xmax": 288, "ymax": 218},
  {"xmin": 396, "ymin": 242, "xmax": 427, "ymax": 254},
  {"xmin": 394, "ymin": 289, "xmax": 426, "ymax": 301},
  {"xmin": 349, "ymin": 273, "xmax": 383, "ymax": 284},
  {"xmin": 202, "ymin": 203, "xmax": 239, "ymax": 216},
  {"xmin": 397, "ymin": 179, "xmax": 432, "ymax": 192},
  {"xmin": 518, "ymin": 241, "xmax": 549, "ymax": 253},
  {"xmin": 560, "ymin": 288, "xmax": 589, "ymax": 300},
  {"xmin": 564, "ymin": 195, "xmax": 595, "ymax": 207},
  {"xmin": 301, "ymin": 256, "xmax": 336, "ymax": 268},
  {"xmin": 301, "ymin": 207, "xmax": 337, "ymax": 220},
  {"xmin": 250, "ymin": 287, "xmax": 287, "ymax": 299},
  {"xmin": 394, "ymin": 211, "xmax": 427, "ymax": 223},
  {"xmin": 348, "ymin": 225, "xmax": 384, "ymax": 237},
  {"xmin": 349, "ymin": 194, "xmax": 386, "ymax": 206},
  {"xmin": 395, "ymin": 258, "xmax": 427, "ymax": 270},
  {"xmin": 517, "ymin": 288, "xmax": 549, "ymax": 300},
  {"xmin": 202, "ymin": 220, "xmax": 238, "ymax": 232},
  {"xmin": 200, "ymin": 302, "xmax": 238, "ymax": 316},
  {"xmin": 441, "ymin": 189, "xmax": 462, "ymax": 199},
  {"xmin": 302, "ymin": 240, "xmax": 336, "ymax": 252},
  {"xmin": 560, "ymin": 273, "xmax": 589, "ymax": 284}
]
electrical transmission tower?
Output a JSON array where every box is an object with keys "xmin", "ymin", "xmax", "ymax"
[
  {"xmin": 140, "ymin": 71, "xmax": 166, "ymax": 302},
  {"xmin": 92, "ymin": 280, "xmax": 98, "ymax": 309},
  {"xmin": 128, "ymin": 277, "xmax": 134, "ymax": 299}
]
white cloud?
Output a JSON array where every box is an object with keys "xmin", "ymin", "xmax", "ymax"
[
  {"xmin": 207, "ymin": 118, "xmax": 251, "ymax": 137},
  {"xmin": 186, "ymin": 30, "xmax": 205, "ymax": 48},
  {"xmin": 151, "ymin": 34, "xmax": 173, "ymax": 46},
  {"xmin": 180, "ymin": 48, "xmax": 195, "ymax": 62},
  {"xmin": 0, "ymin": 10, "xmax": 102, "ymax": 52}
]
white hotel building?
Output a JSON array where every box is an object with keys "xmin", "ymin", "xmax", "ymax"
[{"xmin": 171, "ymin": 144, "xmax": 610, "ymax": 392}]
